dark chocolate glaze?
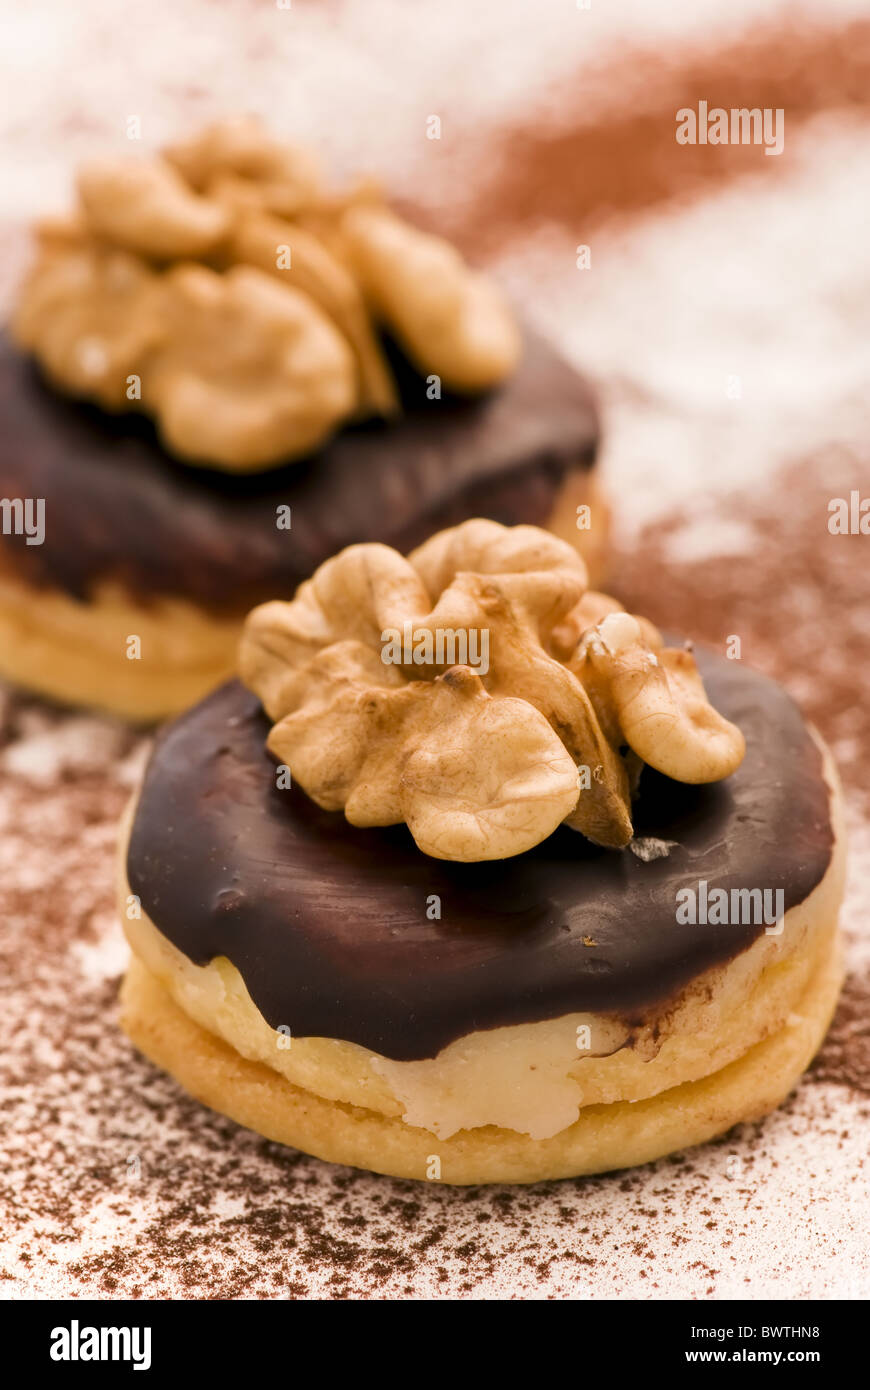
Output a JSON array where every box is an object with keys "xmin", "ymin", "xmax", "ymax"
[
  {"xmin": 0, "ymin": 330, "xmax": 597, "ymax": 608},
  {"xmin": 127, "ymin": 651, "xmax": 835, "ymax": 1059}
]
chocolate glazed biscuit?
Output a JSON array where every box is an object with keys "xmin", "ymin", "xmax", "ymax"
[
  {"xmin": 0, "ymin": 329, "xmax": 598, "ymax": 608},
  {"xmin": 126, "ymin": 650, "xmax": 834, "ymax": 1060}
]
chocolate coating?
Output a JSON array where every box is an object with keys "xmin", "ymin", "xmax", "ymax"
[
  {"xmin": 127, "ymin": 651, "xmax": 834, "ymax": 1059},
  {"xmin": 0, "ymin": 331, "xmax": 597, "ymax": 608}
]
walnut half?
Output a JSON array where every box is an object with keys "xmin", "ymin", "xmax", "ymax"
[{"xmin": 239, "ymin": 520, "xmax": 745, "ymax": 862}]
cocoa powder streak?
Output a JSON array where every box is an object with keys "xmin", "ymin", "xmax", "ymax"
[{"xmin": 443, "ymin": 21, "xmax": 870, "ymax": 256}]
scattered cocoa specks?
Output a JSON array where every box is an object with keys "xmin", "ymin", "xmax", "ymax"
[{"xmin": 810, "ymin": 971, "xmax": 870, "ymax": 1098}]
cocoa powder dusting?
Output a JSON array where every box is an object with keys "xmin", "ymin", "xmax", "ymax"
[
  {"xmin": 607, "ymin": 454, "xmax": 870, "ymax": 813},
  {"xmin": 445, "ymin": 19, "xmax": 870, "ymax": 257},
  {"xmin": 811, "ymin": 974, "xmax": 870, "ymax": 1098}
]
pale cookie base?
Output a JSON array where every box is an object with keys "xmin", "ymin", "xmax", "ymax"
[
  {"xmin": 0, "ymin": 560, "xmax": 241, "ymax": 721},
  {"xmin": 120, "ymin": 921, "xmax": 844, "ymax": 1185},
  {"xmin": 0, "ymin": 472, "xmax": 606, "ymax": 720}
]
